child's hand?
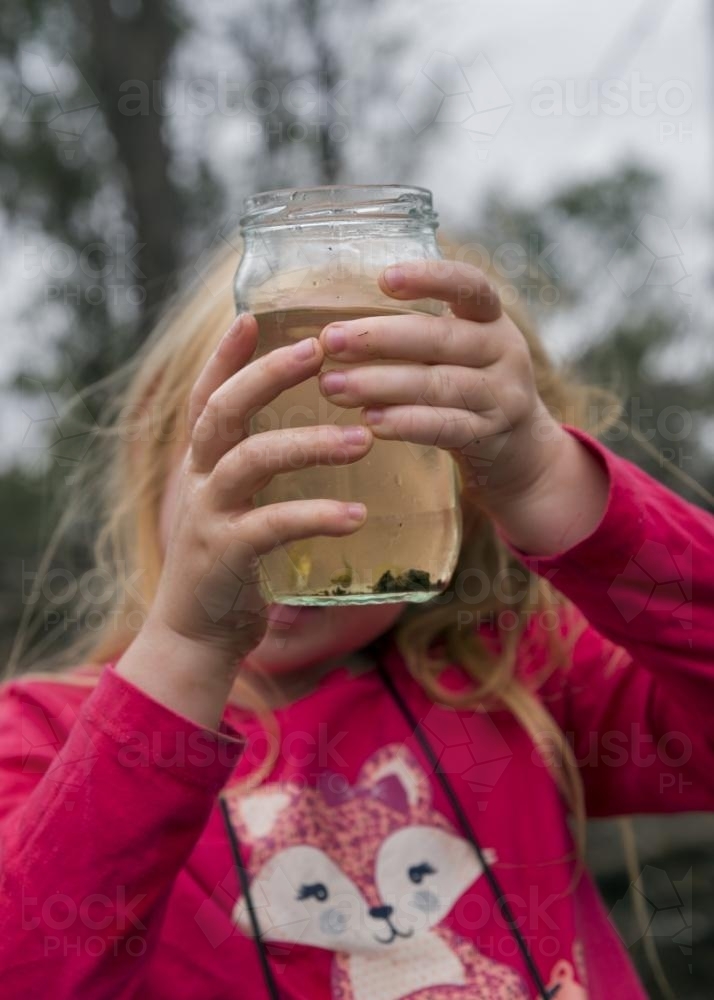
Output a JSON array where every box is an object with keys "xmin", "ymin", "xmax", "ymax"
[
  {"xmin": 151, "ymin": 314, "xmax": 372, "ymax": 652},
  {"xmin": 117, "ymin": 315, "xmax": 373, "ymax": 726},
  {"xmin": 317, "ymin": 260, "xmax": 609, "ymax": 556}
]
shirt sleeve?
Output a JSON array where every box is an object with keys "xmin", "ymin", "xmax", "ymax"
[
  {"xmin": 0, "ymin": 664, "xmax": 243, "ymax": 999},
  {"xmin": 509, "ymin": 426, "xmax": 714, "ymax": 816}
]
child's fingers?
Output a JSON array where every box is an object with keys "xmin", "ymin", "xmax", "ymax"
[
  {"xmin": 319, "ymin": 362, "xmax": 506, "ymax": 413},
  {"xmin": 210, "ymin": 424, "xmax": 373, "ymax": 507},
  {"xmin": 191, "ymin": 336, "xmax": 324, "ymax": 474},
  {"xmin": 187, "ymin": 314, "xmax": 258, "ymax": 433},
  {"xmin": 319, "ymin": 314, "xmax": 503, "ymax": 367},
  {"xmin": 360, "ymin": 403, "xmax": 509, "ymax": 450},
  {"xmin": 377, "ymin": 260, "xmax": 502, "ymax": 323},
  {"xmin": 229, "ymin": 498, "xmax": 368, "ymax": 558}
]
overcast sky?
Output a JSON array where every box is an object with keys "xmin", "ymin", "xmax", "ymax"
[
  {"xmin": 403, "ymin": 0, "xmax": 707, "ymax": 212},
  {"xmin": 0, "ymin": 0, "xmax": 709, "ymax": 461}
]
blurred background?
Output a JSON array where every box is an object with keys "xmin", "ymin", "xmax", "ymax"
[{"xmin": 0, "ymin": 0, "xmax": 711, "ymax": 994}]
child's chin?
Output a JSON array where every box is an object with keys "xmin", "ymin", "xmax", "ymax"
[{"xmin": 245, "ymin": 612, "xmax": 332, "ymax": 673}]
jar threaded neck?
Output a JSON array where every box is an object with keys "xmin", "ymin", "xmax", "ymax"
[{"xmin": 240, "ymin": 184, "xmax": 437, "ymax": 232}]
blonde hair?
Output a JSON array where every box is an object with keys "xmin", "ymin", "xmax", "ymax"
[{"xmin": 10, "ymin": 238, "xmax": 621, "ymax": 862}]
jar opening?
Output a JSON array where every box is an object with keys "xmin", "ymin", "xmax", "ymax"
[{"xmin": 241, "ymin": 184, "xmax": 437, "ymax": 231}]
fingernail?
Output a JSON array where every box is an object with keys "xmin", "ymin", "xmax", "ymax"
[
  {"xmin": 383, "ymin": 266, "xmax": 406, "ymax": 291},
  {"xmin": 342, "ymin": 425, "xmax": 366, "ymax": 444},
  {"xmin": 293, "ymin": 337, "xmax": 317, "ymax": 360},
  {"xmin": 347, "ymin": 503, "xmax": 367, "ymax": 521},
  {"xmin": 364, "ymin": 407, "xmax": 384, "ymax": 424},
  {"xmin": 321, "ymin": 371, "xmax": 347, "ymax": 395},
  {"xmin": 324, "ymin": 326, "xmax": 346, "ymax": 353},
  {"xmin": 216, "ymin": 315, "xmax": 244, "ymax": 355}
]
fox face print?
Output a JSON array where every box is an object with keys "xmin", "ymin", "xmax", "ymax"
[{"xmin": 226, "ymin": 745, "xmax": 534, "ymax": 1000}]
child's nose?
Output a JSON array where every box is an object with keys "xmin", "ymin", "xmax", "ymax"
[{"xmin": 369, "ymin": 905, "xmax": 394, "ymax": 920}]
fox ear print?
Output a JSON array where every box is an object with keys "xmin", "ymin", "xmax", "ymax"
[
  {"xmin": 358, "ymin": 744, "xmax": 431, "ymax": 811},
  {"xmin": 231, "ymin": 788, "xmax": 292, "ymax": 839}
]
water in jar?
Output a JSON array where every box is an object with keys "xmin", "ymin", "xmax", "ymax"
[{"xmin": 250, "ymin": 305, "xmax": 462, "ymax": 606}]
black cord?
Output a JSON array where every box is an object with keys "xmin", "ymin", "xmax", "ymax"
[
  {"xmin": 218, "ymin": 795, "xmax": 281, "ymax": 1000},
  {"xmin": 375, "ymin": 660, "xmax": 560, "ymax": 1000}
]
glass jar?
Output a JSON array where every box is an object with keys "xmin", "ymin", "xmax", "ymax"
[{"xmin": 234, "ymin": 184, "xmax": 462, "ymax": 606}]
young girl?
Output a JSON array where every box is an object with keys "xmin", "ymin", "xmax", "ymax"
[{"xmin": 0, "ymin": 247, "xmax": 712, "ymax": 1000}]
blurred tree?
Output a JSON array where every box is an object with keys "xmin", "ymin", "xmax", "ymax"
[
  {"xmin": 225, "ymin": 0, "xmax": 352, "ymax": 187},
  {"xmin": 1, "ymin": 0, "xmax": 396, "ymax": 389},
  {"xmin": 0, "ymin": 0, "xmax": 199, "ymax": 387},
  {"xmin": 0, "ymin": 0, "xmax": 196, "ymax": 668}
]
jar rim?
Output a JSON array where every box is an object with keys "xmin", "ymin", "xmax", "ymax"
[{"xmin": 241, "ymin": 184, "xmax": 437, "ymax": 230}]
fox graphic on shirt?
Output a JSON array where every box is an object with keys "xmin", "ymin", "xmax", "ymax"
[{"xmin": 227, "ymin": 744, "xmax": 586, "ymax": 1000}]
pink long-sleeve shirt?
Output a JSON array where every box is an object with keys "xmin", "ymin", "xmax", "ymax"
[{"xmin": 0, "ymin": 428, "xmax": 711, "ymax": 999}]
